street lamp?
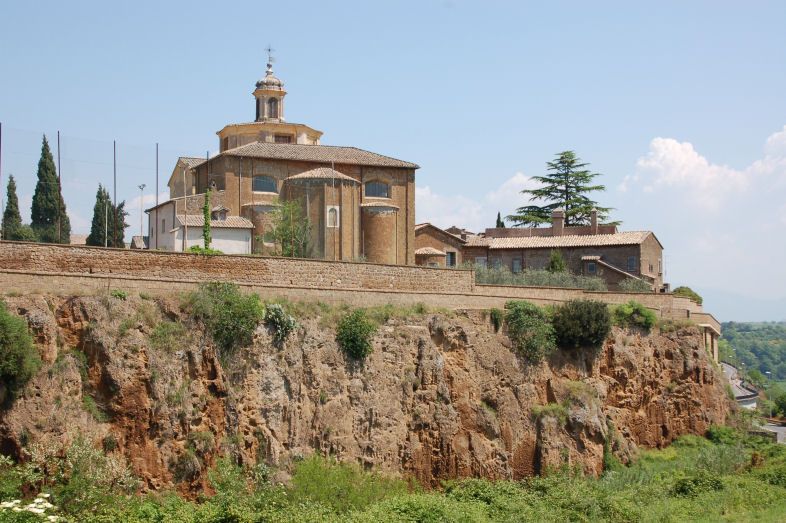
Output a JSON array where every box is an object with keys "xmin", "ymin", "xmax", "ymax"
[{"xmin": 138, "ymin": 184, "xmax": 146, "ymax": 239}]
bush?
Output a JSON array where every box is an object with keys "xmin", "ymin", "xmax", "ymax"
[
  {"xmin": 489, "ymin": 308, "xmax": 503, "ymax": 333},
  {"xmin": 336, "ymin": 309, "xmax": 377, "ymax": 360},
  {"xmin": 290, "ymin": 454, "xmax": 409, "ymax": 514},
  {"xmin": 149, "ymin": 320, "xmax": 187, "ymax": 352},
  {"xmin": 552, "ymin": 299, "xmax": 612, "ymax": 349},
  {"xmin": 0, "ymin": 300, "xmax": 41, "ymax": 400},
  {"xmin": 673, "ymin": 286, "xmax": 703, "ymax": 305},
  {"xmin": 109, "ymin": 289, "xmax": 128, "ymax": 300},
  {"xmin": 546, "ymin": 250, "xmax": 566, "ymax": 273},
  {"xmin": 618, "ymin": 278, "xmax": 652, "ymax": 292},
  {"xmin": 611, "ymin": 301, "xmax": 657, "ymax": 332},
  {"xmin": 474, "ymin": 265, "xmax": 607, "ymax": 291},
  {"xmin": 188, "ymin": 245, "xmax": 223, "ymax": 255},
  {"xmin": 531, "ymin": 402, "xmax": 568, "ymax": 424},
  {"xmin": 705, "ymin": 425, "xmax": 740, "ymax": 445},
  {"xmin": 263, "ymin": 303, "xmax": 297, "ymax": 343},
  {"xmin": 504, "ymin": 301, "xmax": 556, "ymax": 362},
  {"xmin": 185, "ymin": 282, "xmax": 264, "ymax": 355},
  {"xmin": 671, "ymin": 469, "xmax": 724, "ymax": 497}
]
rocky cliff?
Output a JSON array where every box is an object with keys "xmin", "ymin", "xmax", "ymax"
[{"xmin": 0, "ymin": 294, "xmax": 732, "ymax": 491}]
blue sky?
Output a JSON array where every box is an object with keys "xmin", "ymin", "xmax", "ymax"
[{"xmin": 1, "ymin": 1, "xmax": 785, "ymax": 320}]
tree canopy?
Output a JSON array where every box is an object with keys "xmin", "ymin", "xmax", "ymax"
[
  {"xmin": 30, "ymin": 135, "xmax": 70, "ymax": 243},
  {"xmin": 507, "ymin": 150, "xmax": 615, "ymax": 227},
  {"xmin": 86, "ymin": 184, "xmax": 128, "ymax": 247},
  {"xmin": 2, "ymin": 175, "xmax": 22, "ymax": 239}
]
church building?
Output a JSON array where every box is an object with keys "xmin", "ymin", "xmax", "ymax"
[{"xmin": 146, "ymin": 56, "xmax": 418, "ymax": 263}]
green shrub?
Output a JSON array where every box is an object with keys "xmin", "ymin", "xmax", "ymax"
[
  {"xmin": 671, "ymin": 469, "xmax": 724, "ymax": 497},
  {"xmin": 290, "ymin": 454, "xmax": 409, "ymax": 514},
  {"xmin": 149, "ymin": 320, "xmax": 187, "ymax": 352},
  {"xmin": 546, "ymin": 249, "xmax": 567, "ymax": 273},
  {"xmin": 82, "ymin": 394, "xmax": 109, "ymax": 422},
  {"xmin": 673, "ymin": 286, "xmax": 703, "ymax": 305},
  {"xmin": 705, "ymin": 425, "xmax": 741, "ymax": 445},
  {"xmin": 552, "ymin": 299, "xmax": 612, "ymax": 349},
  {"xmin": 531, "ymin": 402, "xmax": 569, "ymax": 424},
  {"xmin": 0, "ymin": 301, "xmax": 41, "ymax": 401},
  {"xmin": 504, "ymin": 300, "xmax": 556, "ymax": 362},
  {"xmin": 489, "ymin": 308, "xmax": 503, "ymax": 333},
  {"xmin": 474, "ymin": 265, "xmax": 607, "ymax": 291},
  {"xmin": 336, "ymin": 309, "xmax": 377, "ymax": 360},
  {"xmin": 618, "ymin": 278, "xmax": 652, "ymax": 292},
  {"xmin": 263, "ymin": 303, "xmax": 297, "ymax": 343},
  {"xmin": 185, "ymin": 282, "xmax": 264, "ymax": 355},
  {"xmin": 612, "ymin": 301, "xmax": 657, "ymax": 331},
  {"xmin": 102, "ymin": 434, "xmax": 119, "ymax": 452},
  {"xmin": 173, "ymin": 449, "xmax": 201, "ymax": 483},
  {"xmin": 109, "ymin": 289, "xmax": 128, "ymax": 300},
  {"xmin": 188, "ymin": 245, "xmax": 224, "ymax": 255}
]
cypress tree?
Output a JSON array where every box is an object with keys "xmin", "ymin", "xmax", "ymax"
[
  {"xmin": 2, "ymin": 175, "xmax": 22, "ymax": 239},
  {"xmin": 202, "ymin": 190, "xmax": 212, "ymax": 249},
  {"xmin": 495, "ymin": 211, "xmax": 506, "ymax": 228},
  {"xmin": 110, "ymin": 201, "xmax": 130, "ymax": 248},
  {"xmin": 86, "ymin": 184, "xmax": 110, "ymax": 247},
  {"xmin": 30, "ymin": 135, "xmax": 70, "ymax": 243}
]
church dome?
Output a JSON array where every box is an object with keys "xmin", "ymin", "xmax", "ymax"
[{"xmin": 256, "ymin": 62, "xmax": 284, "ymax": 91}]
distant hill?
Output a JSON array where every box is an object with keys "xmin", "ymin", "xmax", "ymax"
[{"xmin": 721, "ymin": 321, "xmax": 786, "ymax": 382}]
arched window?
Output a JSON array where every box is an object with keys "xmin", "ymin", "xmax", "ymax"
[
  {"xmin": 365, "ymin": 181, "xmax": 390, "ymax": 198},
  {"xmin": 253, "ymin": 175, "xmax": 277, "ymax": 193},
  {"xmin": 327, "ymin": 206, "xmax": 339, "ymax": 228},
  {"xmin": 267, "ymin": 98, "xmax": 279, "ymax": 119}
]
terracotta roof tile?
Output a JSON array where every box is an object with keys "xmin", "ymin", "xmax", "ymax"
[
  {"xmin": 480, "ymin": 231, "xmax": 653, "ymax": 250},
  {"xmin": 285, "ymin": 167, "xmax": 358, "ymax": 183},
  {"xmin": 415, "ymin": 247, "xmax": 446, "ymax": 256},
  {"xmin": 176, "ymin": 215, "xmax": 254, "ymax": 229},
  {"xmin": 179, "ymin": 157, "xmax": 207, "ymax": 169},
  {"xmin": 222, "ymin": 142, "xmax": 418, "ymax": 169}
]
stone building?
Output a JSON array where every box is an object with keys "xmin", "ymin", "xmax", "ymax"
[
  {"xmin": 414, "ymin": 223, "xmax": 467, "ymax": 267},
  {"xmin": 417, "ymin": 210, "xmax": 665, "ymax": 291},
  {"xmin": 146, "ymin": 56, "xmax": 418, "ymax": 263}
]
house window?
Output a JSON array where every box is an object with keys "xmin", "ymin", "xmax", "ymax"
[
  {"xmin": 274, "ymin": 134, "xmax": 292, "ymax": 144},
  {"xmin": 658, "ymin": 260, "xmax": 662, "ymax": 274},
  {"xmin": 365, "ymin": 181, "xmax": 390, "ymax": 198},
  {"xmin": 161, "ymin": 219, "xmax": 165, "ymax": 232},
  {"xmin": 491, "ymin": 258, "xmax": 502, "ymax": 269},
  {"xmin": 649, "ymin": 263, "xmax": 654, "ymax": 274},
  {"xmin": 253, "ymin": 175, "xmax": 277, "ymax": 193},
  {"xmin": 428, "ymin": 262, "xmax": 439, "ymax": 268},
  {"xmin": 627, "ymin": 256, "xmax": 637, "ymax": 272},
  {"xmin": 267, "ymin": 98, "xmax": 279, "ymax": 119},
  {"xmin": 326, "ymin": 206, "xmax": 340, "ymax": 228},
  {"xmin": 587, "ymin": 262, "xmax": 597, "ymax": 275},
  {"xmin": 475, "ymin": 257, "xmax": 487, "ymax": 268},
  {"xmin": 512, "ymin": 258, "xmax": 522, "ymax": 273},
  {"xmin": 446, "ymin": 251, "xmax": 457, "ymax": 267}
]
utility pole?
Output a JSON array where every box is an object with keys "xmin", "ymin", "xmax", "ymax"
[
  {"xmin": 104, "ymin": 195, "xmax": 108, "ymax": 247},
  {"xmin": 113, "ymin": 140, "xmax": 117, "ymax": 248},
  {"xmin": 0, "ymin": 122, "xmax": 3, "ymax": 241},
  {"xmin": 155, "ymin": 143, "xmax": 159, "ymax": 249},
  {"xmin": 138, "ymin": 184, "xmax": 146, "ymax": 238},
  {"xmin": 57, "ymin": 131, "xmax": 61, "ymax": 243}
]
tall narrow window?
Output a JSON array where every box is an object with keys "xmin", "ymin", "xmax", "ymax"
[
  {"xmin": 627, "ymin": 256, "xmax": 637, "ymax": 272},
  {"xmin": 327, "ymin": 206, "xmax": 339, "ymax": 228},
  {"xmin": 446, "ymin": 251, "xmax": 457, "ymax": 267},
  {"xmin": 253, "ymin": 175, "xmax": 277, "ymax": 193},
  {"xmin": 267, "ymin": 98, "xmax": 279, "ymax": 119},
  {"xmin": 512, "ymin": 258, "xmax": 522, "ymax": 273},
  {"xmin": 365, "ymin": 181, "xmax": 390, "ymax": 198},
  {"xmin": 587, "ymin": 262, "xmax": 597, "ymax": 275}
]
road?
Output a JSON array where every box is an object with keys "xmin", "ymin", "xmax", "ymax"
[
  {"xmin": 764, "ymin": 423, "xmax": 786, "ymax": 444},
  {"xmin": 720, "ymin": 362, "xmax": 758, "ymax": 399}
]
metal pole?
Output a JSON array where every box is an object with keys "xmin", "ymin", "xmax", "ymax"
[
  {"xmin": 155, "ymin": 142, "xmax": 159, "ymax": 249},
  {"xmin": 0, "ymin": 121, "xmax": 3, "ymax": 241},
  {"xmin": 182, "ymin": 168, "xmax": 187, "ymax": 251},
  {"xmin": 113, "ymin": 140, "xmax": 117, "ymax": 247},
  {"xmin": 57, "ymin": 130, "xmax": 61, "ymax": 243},
  {"xmin": 104, "ymin": 196, "xmax": 108, "ymax": 247},
  {"xmin": 138, "ymin": 184, "xmax": 146, "ymax": 237}
]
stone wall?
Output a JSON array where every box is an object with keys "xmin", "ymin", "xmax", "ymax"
[{"xmin": 0, "ymin": 241, "xmax": 717, "ymax": 333}]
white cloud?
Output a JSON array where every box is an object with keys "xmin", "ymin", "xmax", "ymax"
[
  {"xmin": 125, "ymin": 191, "xmax": 168, "ymax": 238},
  {"xmin": 625, "ymin": 126, "xmax": 786, "ymax": 302},
  {"xmin": 416, "ymin": 172, "xmax": 537, "ymax": 232}
]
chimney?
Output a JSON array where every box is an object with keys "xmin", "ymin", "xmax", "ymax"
[
  {"xmin": 590, "ymin": 208, "xmax": 598, "ymax": 234},
  {"xmin": 551, "ymin": 208, "xmax": 565, "ymax": 236}
]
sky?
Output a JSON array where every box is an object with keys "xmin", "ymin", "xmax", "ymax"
[{"xmin": 1, "ymin": 1, "xmax": 785, "ymax": 321}]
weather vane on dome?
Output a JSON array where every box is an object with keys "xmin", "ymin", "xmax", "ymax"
[{"xmin": 265, "ymin": 45, "xmax": 275, "ymax": 65}]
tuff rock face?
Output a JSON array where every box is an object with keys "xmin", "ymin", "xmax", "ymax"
[{"xmin": 0, "ymin": 295, "xmax": 732, "ymax": 492}]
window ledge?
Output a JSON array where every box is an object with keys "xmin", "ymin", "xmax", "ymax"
[{"xmin": 252, "ymin": 191, "xmax": 279, "ymax": 196}]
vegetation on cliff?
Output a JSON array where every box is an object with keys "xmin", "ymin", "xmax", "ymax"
[
  {"xmin": 0, "ymin": 300, "xmax": 41, "ymax": 401},
  {"xmin": 1, "ymin": 428, "xmax": 785, "ymax": 522}
]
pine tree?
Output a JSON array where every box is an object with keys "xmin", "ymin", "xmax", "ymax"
[
  {"xmin": 507, "ymin": 151, "xmax": 616, "ymax": 227},
  {"xmin": 110, "ymin": 201, "xmax": 130, "ymax": 248},
  {"xmin": 495, "ymin": 211, "xmax": 506, "ymax": 228},
  {"xmin": 30, "ymin": 135, "xmax": 70, "ymax": 243},
  {"xmin": 2, "ymin": 175, "xmax": 22, "ymax": 239},
  {"xmin": 202, "ymin": 190, "xmax": 212, "ymax": 249}
]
